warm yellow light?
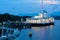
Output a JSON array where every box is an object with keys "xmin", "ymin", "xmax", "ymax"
[{"xmin": 46, "ymin": 19, "xmax": 49, "ymax": 23}]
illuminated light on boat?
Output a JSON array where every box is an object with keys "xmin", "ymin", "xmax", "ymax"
[
  {"xmin": 34, "ymin": 16, "xmax": 39, "ymax": 18},
  {"xmin": 39, "ymin": 13, "xmax": 43, "ymax": 18},
  {"xmin": 52, "ymin": 18, "xmax": 55, "ymax": 22},
  {"xmin": 46, "ymin": 19, "xmax": 49, "ymax": 23},
  {"xmin": 48, "ymin": 18, "xmax": 54, "ymax": 22}
]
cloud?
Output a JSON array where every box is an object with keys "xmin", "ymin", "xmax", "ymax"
[
  {"xmin": 0, "ymin": 0, "xmax": 59, "ymax": 5},
  {"xmin": 43, "ymin": 1, "xmax": 59, "ymax": 4},
  {"xmin": 18, "ymin": 0, "xmax": 59, "ymax": 4}
]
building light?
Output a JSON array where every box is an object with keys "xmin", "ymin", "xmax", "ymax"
[{"xmin": 3, "ymin": 22, "xmax": 6, "ymax": 25}]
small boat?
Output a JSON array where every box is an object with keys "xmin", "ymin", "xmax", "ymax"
[{"xmin": 0, "ymin": 27, "xmax": 20, "ymax": 40}]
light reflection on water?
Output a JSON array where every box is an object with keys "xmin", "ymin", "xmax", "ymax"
[
  {"xmin": 32, "ymin": 25, "xmax": 54, "ymax": 40},
  {"xmin": 15, "ymin": 20, "xmax": 60, "ymax": 40}
]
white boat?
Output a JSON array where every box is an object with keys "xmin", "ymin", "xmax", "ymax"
[
  {"xmin": 22, "ymin": 0, "xmax": 54, "ymax": 26},
  {"xmin": 24, "ymin": 10, "xmax": 54, "ymax": 26}
]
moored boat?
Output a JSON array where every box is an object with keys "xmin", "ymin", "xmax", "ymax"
[
  {"xmin": 23, "ymin": 11, "xmax": 54, "ymax": 26},
  {"xmin": 0, "ymin": 27, "xmax": 20, "ymax": 40},
  {"xmin": 22, "ymin": 0, "xmax": 55, "ymax": 26}
]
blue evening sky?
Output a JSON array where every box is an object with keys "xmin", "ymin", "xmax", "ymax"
[{"xmin": 0, "ymin": 0, "xmax": 60, "ymax": 16}]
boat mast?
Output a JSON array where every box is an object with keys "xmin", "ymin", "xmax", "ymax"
[
  {"xmin": 41, "ymin": 0, "xmax": 44, "ymax": 13},
  {"xmin": 40, "ymin": 0, "xmax": 44, "ymax": 18}
]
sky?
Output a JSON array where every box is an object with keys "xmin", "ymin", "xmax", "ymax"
[{"xmin": 0, "ymin": 0, "xmax": 60, "ymax": 16}]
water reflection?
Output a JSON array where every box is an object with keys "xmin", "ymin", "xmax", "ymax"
[
  {"xmin": 2, "ymin": 20, "xmax": 60, "ymax": 40},
  {"xmin": 14, "ymin": 20, "xmax": 60, "ymax": 40},
  {"xmin": 32, "ymin": 25, "xmax": 54, "ymax": 40},
  {"xmin": 12, "ymin": 24, "xmax": 54, "ymax": 40}
]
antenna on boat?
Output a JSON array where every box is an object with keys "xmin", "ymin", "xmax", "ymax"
[
  {"xmin": 41, "ymin": 0, "xmax": 44, "ymax": 13},
  {"xmin": 39, "ymin": 0, "xmax": 44, "ymax": 18}
]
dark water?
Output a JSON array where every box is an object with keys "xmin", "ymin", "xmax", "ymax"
[{"xmin": 15, "ymin": 20, "xmax": 60, "ymax": 40}]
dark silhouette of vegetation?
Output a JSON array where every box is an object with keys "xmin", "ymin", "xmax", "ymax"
[
  {"xmin": 0, "ymin": 13, "xmax": 32, "ymax": 22},
  {"xmin": 52, "ymin": 16, "xmax": 60, "ymax": 20},
  {"xmin": 51, "ymin": 11, "xmax": 60, "ymax": 20}
]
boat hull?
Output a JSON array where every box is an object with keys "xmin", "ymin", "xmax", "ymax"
[
  {"xmin": 30, "ymin": 22, "xmax": 54, "ymax": 26},
  {"xmin": 22, "ymin": 22, "xmax": 54, "ymax": 27}
]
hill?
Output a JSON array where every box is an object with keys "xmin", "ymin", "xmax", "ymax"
[{"xmin": 0, "ymin": 13, "xmax": 32, "ymax": 22}]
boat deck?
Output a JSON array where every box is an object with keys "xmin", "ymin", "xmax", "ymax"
[{"xmin": 22, "ymin": 22, "xmax": 54, "ymax": 26}]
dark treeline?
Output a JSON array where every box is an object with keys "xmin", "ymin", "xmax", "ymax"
[
  {"xmin": 0, "ymin": 13, "xmax": 32, "ymax": 22},
  {"xmin": 51, "ymin": 11, "xmax": 60, "ymax": 20},
  {"xmin": 52, "ymin": 16, "xmax": 60, "ymax": 20}
]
